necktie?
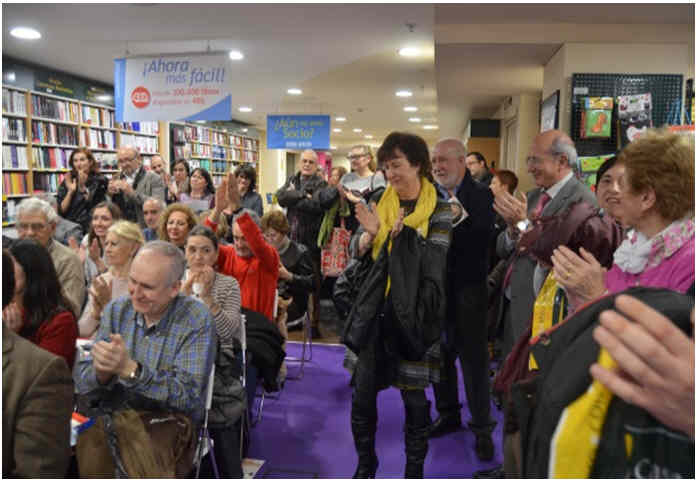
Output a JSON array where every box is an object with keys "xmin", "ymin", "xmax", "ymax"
[{"xmin": 531, "ymin": 192, "xmax": 551, "ymax": 220}]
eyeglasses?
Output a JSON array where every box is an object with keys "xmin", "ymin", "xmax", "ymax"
[
  {"xmin": 347, "ymin": 154, "xmax": 365, "ymax": 160},
  {"xmin": 17, "ymin": 222, "xmax": 48, "ymax": 232}
]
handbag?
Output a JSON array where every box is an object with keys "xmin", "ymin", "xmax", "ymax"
[{"xmin": 320, "ymin": 217, "xmax": 351, "ymax": 277}]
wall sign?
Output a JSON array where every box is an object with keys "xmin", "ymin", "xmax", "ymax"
[
  {"xmin": 266, "ymin": 114, "xmax": 330, "ymax": 149},
  {"xmin": 114, "ymin": 52, "xmax": 232, "ymax": 122}
]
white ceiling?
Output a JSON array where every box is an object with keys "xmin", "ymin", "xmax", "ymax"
[{"xmin": 2, "ymin": 3, "xmax": 695, "ymax": 150}]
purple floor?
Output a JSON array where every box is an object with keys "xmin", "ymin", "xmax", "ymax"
[{"xmin": 248, "ymin": 342, "xmax": 504, "ymax": 478}]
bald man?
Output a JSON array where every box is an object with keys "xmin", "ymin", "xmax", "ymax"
[
  {"xmin": 493, "ymin": 130, "xmax": 596, "ymax": 360},
  {"xmin": 275, "ymin": 149, "xmax": 328, "ymax": 337},
  {"xmin": 108, "ymin": 146, "xmax": 165, "ymax": 228},
  {"xmin": 431, "ymin": 138, "xmax": 497, "ymax": 460}
]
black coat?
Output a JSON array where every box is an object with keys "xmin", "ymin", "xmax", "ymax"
[
  {"xmin": 242, "ymin": 308, "xmax": 285, "ymax": 391},
  {"xmin": 342, "ymin": 225, "xmax": 449, "ymax": 362},
  {"xmin": 56, "ymin": 173, "xmax": 108, "ymax": 232},
  {"xmin": 276, "ymin": 172, "xmax": 327, "ymax": 251},
  {"xmin": 447, "ymin": 169, "xmax": 495, "ymax": 286},
  {"xmin": 278, "ymin": 240, "xmax": 315, "ymax": 322}
]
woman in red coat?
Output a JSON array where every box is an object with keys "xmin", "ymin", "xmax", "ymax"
[{"xmin": 3, "ymin": 239, "xmax": 78, "ymax": 368}]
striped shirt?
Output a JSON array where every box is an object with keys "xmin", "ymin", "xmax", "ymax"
[
  {"xmin": 74, "ymin": 294, "xmax": 216, "ymax": 422},
  {"xmin": 188, "ymin": 271, "xmax": 242, "ymax": 346}
]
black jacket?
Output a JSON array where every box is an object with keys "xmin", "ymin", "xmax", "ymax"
[
  {"xmin": 56, "ymin": 173, "xmax": 108, "ymax": 232},
  {"xmin": 278, "ymin": 240, "xmax": 315, "ymax": 322},
  {"xmin": 342, "ymin": 225, "xmax": 449, "ymax": 362},
  {"xmin": 276, "ymin": 172, "xmax": 327, "ymax": 251},
  {"xmin": 446, "ymin": 169, "xmax": 495, "ymax": 286},
  {"xmin": 519, "ymin": 287, "xmax": 694, "ymax": 478},
  {"xmin": 242, "ymin": 308, "xmax": 285, "ymax": 391}
]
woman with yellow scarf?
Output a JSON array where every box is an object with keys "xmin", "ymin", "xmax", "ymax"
[{"xmin": 343, "ymin": 132, "xmax": 452, "ymax": 478}]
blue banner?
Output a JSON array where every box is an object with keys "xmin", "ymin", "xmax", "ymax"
[{"xmin": 266, "ymin": 115, "xmax": 330, "ymax": 149}]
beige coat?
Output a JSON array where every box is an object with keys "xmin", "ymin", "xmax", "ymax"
[{"xmin": 2, "ymin": 325, "xmax": 74, "ymax": 477}]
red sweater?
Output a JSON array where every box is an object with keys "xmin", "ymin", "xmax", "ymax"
[
  {"xmin": 23, "ymin": 309, "xmax": 78, "ymax": 368},
  {"xmin": 206, "ymin": 212, "xmax": 280, "ymax": 321}
]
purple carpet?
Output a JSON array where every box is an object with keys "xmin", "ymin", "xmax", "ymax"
[{"xmin": 248, "ymin": 342, "xmax": 504, "ymax": 478}]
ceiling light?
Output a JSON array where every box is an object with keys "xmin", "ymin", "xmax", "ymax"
[
  {"xmin": 96, "ymin": 95, "xmax": 112, "ymax": 101},
  {"xmin": 4, "ymin": 72, "xmax": 16, "ymax": 82},
  {"xmin": 398, "ymin": 47, "xmax": 419, "ymax": 57},
  {"xmin": 238, "ymin": 106, "xmax": 252, "ymax": 112},
  {"xmin": 229, "ymin": 50, "xmax": 244, "ymax": 60},
  {"xmin": 287, "ymin": 88, "xmax": 302, "ymax": 95},
  {"xmin": 423, "ymin": 125, "xmax": 439, "ymax": 130},
  {"xmin": 395, "ymin": 90, "xmax": 413, "ymax": 97},
  {"xmin": 242, "ymin": 128, "xmax": 248, "ymax": 133},
  {"xmin": 333, "ymin": 128, "xmax": 342, "ymax": 133},
  {"xmin": 365, "ymin": 134, "xmax": 373, "ymax": 139},
  {"xmin": 408, "ymin": 117, "xmax": 422, "ymax": 123},
  {"xmin": 330, "ymin": 145, "xmax": 337, "ymax": 150},
  {"xmin": 335, "ymin": 116, "xmax": 346, "ymax": 122},
  {"xmin": 353, "ymin": 128, "xmax": 362, "ymax": 133},
  {"xmin": 10, "ymin": 27, "xmax": 41, "ymax": 40},
  {"xmin": 196, "ymin": 120, "xmax": 206, "ymax": 123},
  {"xmin": 404, "ymin": 106, "xmax": 418, "ymax": 112}
]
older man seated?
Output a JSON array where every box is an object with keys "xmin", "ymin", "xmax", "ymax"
[
  {"xmin": 74, "ymin": 241, "xmax": 216, "ymax": 477},
  {"xmin": 16, "ymin": 197, "xmax": 85, "ymax": 317}
]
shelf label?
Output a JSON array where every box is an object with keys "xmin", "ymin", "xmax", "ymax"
[
  {"xmin": 266, "ymin": 115, "xmax": 330, "ymax": 150},
  {"xmin": 114, "ymin": 53, "xmax": 232, "ymax": 122}
]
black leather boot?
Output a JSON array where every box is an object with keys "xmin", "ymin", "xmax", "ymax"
[
  {"xmin": 404, "ymin": 400, "xmax": 431, "ymax": 479},
  {"xmin": 351, "ymin": 405, "xmax": 378, "ymax": 478}
]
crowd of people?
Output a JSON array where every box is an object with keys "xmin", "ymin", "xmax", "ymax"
[{"xmin": 2, "ymin": 127, "xmax": 694, "ymax": 478}]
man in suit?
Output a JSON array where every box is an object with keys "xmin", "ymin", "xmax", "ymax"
[
  {"xmin": 36, "ymin": 192, "xmax": 84, "ymax": 246},
  {"xmin": 494, "ymin": 129, "xmax": 596, "ymax": 361},
  {"xmin": 2, "ymin": 249, "xmax": 74, "ymax": 477},
  {"xmin": 466, "ymin": 151, "xmax": 494, "ymax": 186},
  {"xmin": 430, "ymin": 138, "xmax": 497, "ymax": 460},
  {"xmin": 108, "ymin": 146, "xmax": 165, "ymax": 228}
]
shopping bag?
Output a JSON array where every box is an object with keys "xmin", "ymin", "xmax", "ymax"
[{"xmin": 320, "ymin": 218, "xmax": 350, "ymax": 277}]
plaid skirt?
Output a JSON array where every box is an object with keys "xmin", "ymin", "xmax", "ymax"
[{"xmin": 343, "ymin": 339, "xmax": 441, "ymax": 391}]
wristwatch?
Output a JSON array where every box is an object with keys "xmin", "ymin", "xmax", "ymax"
[
  {"xmin": 127, "ymin": 362, "xmax": 141, "ymax": 381},
  {"xmin": 516, "ymin": 219, "xmax": 532, "ymax": 233}
]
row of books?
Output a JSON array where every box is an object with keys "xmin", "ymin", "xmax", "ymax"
[
  {"xmin": 3, "ymin": 145, "xmax": 29, "ymax": 169},
  {"xmin": 82, "ymin": 128, "xmax": 116, "ymax": 150},
  {"xmin": 192, "ymin": 143, "xmax": 211, "ymax": 157},
  {"xmin": 3, "ymin": 118, "xmax": 26, "ymax": 141},
  {"xmin": 31, "ymin": 121, "xmax": 78, "ymax": 146},
  {"xmin": 32, "ymin": 147, "xmax": 73, "ymax": 170},
  {"xmin": 3, "ymin": 198, "xmax": 19, "ymax": 224},
  {"xmin": 33, "ymin": 172, "xmax": 68, "ymax": 193},
  {"xmin": 118, "ymin": 121, "xmax": 159, "ymax": 135},
  {"xmin": 232, "ymin": 149, "xmax": 259, "ymax": 162},
  {"xmin": 188, "ymin": 159, "xmax": 211, "ymax": 171},
  {"xmin": 82, "ymin": 106, "xmax": 115, "ymax": 128},
  {"xmin": 31, "ymin": 95, "xmax": 80, "ymax": 122},
  {"xmin": 120, "ymin": 134, "xmax": 158, "ymax": 153},
  {"xmin": 3, "ymin": 89, "xmax": 27, "ymax": 115},
  {"xmin": 209, "ymin": 160, "xmax": 228, "ymax": 173},
  {"xmin": 173, "ymin": 144, "xmax": 191, "ymax": 162},
  {"xmin": 3, "ymin": 172, "xmax": 29, "ymax": 195}
]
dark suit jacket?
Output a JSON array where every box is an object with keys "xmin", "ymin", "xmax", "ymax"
[
  {"xmin": 2, "ymin": 325, "xmax": 74, "ymax": 477},
  {"xmin": 495, "ymin": 175, "xmax": 597, "ymax": 344},
  {"xmin": 446, "ymin": 169, "xmax": 495, "ymax": 287}
]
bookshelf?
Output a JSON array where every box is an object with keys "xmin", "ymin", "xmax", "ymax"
[
  {"xmin": 2, "ymin": 87, "xmax": 164, "ymax": 226},
  {"xmin": 170, "ymin": 122, "xmax": 260, "ymax": 187}
]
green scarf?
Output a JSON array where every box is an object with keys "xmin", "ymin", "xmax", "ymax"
[{"xmin": 317, "ymin": 198, "xmax": 350, "ymax": 248}]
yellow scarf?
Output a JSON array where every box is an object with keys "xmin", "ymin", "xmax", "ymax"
[{"xmin": 371, "ymin": 177, "xmax": 437, "ymax": 294}]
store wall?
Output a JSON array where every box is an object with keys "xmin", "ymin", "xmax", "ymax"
[
  {"xmin": 466, "ymin": 137, "xmax": 500, "ymax": 170},
  {"xmin": 543, "ymin": 42, "xmax": 693, "ymax": 134},
  {"xmin": 257, "ymin": 130, "xmax": 286, "ymax": 210}
]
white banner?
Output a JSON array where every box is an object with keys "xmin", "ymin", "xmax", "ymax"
[{"xmin": 114, "ymin": 53, "xmax": 232, "ymax": 122}]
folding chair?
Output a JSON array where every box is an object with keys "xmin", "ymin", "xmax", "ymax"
[
  {"xmin": 284, "ymin": 293, "xmax": 314, "ymax": 380},
  {"xmin": 194, "ymin": 364, "xmax": 218, "ymax": 479}
]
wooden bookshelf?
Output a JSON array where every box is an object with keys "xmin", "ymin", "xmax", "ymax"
[
  {"xmin": 2, "ymin": 87, "xmax": 165, "ymax": 224},
  {"xmin": 170, "ymin": 121, "xmax": 260, "ymax": 187}
]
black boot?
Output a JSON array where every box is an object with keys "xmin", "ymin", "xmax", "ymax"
[
  {"xmin": 351, "ymin": 405, "xmax": 378, "ymax": 478},
  {"xmin": 404, "ymin": 400, "xmax": 431, "ymax": 479}
]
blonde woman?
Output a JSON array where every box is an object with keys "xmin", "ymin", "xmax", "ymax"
[{"xmin": 78, "ymin": 221, "xmax": 144, "ymax": 338}]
